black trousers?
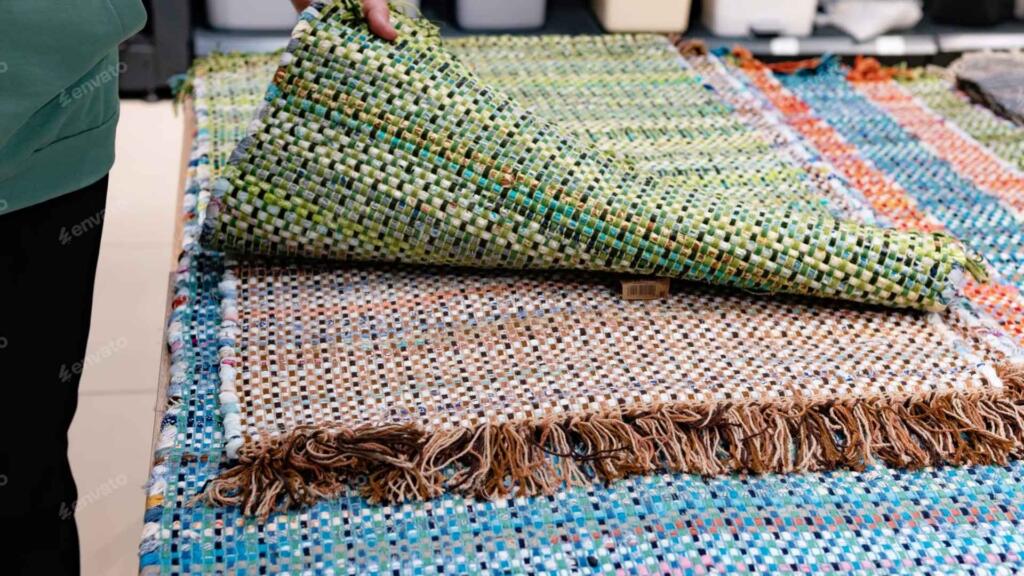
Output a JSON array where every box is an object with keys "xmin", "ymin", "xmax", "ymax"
[{"xmin": 0, "ymin": 176, "xmax": 108, "ymax": 575}]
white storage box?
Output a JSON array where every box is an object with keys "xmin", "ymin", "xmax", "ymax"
[
  {"xmin": 592, "ymin": 0, "xmax": 693, "ymax": 33},
  {"xmin": 207, "ymin": 0, "xmax": 299, "ymax": 31},
  {"xmin": 702, "ymin": 0, "xmax": 818, "ymax": 37},
  {"xmin": 456, "ymin": 0, "xmax": 547, "ymax": 30}
]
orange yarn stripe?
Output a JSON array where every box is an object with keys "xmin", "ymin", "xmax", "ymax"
[{"xmin": 734, "ymin": 58, "xmax": 1024, "ymax": 342}]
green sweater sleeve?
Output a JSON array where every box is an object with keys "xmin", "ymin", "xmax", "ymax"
[
  {"xmin": 0, "ymin": 0, "xmax": 146, "ymax": 211},
  {"xmin": 0, "ymin": 0, "xmax": 146, "ymax": 145}
]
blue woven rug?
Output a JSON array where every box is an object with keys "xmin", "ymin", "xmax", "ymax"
[{"xmin": 140, "ymin": 46, "xmax": 1024, "ymax": 574}]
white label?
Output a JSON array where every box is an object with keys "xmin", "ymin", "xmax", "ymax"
[
  {"xmin": 875, "ymin": 36, "xmax": 907, "ymax": 56},
  {"xmin": 770, "ymin": 37, "xmax": 800, "ymax": 56}
]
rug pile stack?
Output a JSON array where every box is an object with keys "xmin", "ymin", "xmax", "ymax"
[{"xmin": 141, "ymin": 2, "xmax": 1024, "ymax": 573}]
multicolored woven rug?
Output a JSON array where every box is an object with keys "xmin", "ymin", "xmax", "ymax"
[
  {"xmin": 202, "ymin": 3, "xmax": 982, "ymax": 311},
  {"xmin": 195, "ymin": 16, "xmax": 1024, "ymax": 519},
  {"xmin": 900, "ymin": 68, "xmax": 1024, "ymax": 172},
  {"xmin": 142, "ymin": 14, "xmax": 1024, "ymax": 576}
]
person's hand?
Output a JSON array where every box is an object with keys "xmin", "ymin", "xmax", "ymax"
[{"xmin": 290, "ymin": 1, "xmax": 398, "ymax": 41}]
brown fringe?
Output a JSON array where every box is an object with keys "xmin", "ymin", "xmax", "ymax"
[
  {"xmin": 847, "ymin": 55, "xmax": 917, "ymax": 82},
  {"xmin": 199, "ymin": 363, "xmax": 1024, "ymax": 521},
  {"xmin": 724, "ymin": 46, "xmax": 824, "ymax": 74}
]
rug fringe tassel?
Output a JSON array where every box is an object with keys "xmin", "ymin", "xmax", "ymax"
[{"xmin": 198, "ymin": 363, "xmax": 1024, "ymax": 521}]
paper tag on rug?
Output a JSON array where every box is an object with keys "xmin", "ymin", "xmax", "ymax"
[{"xmin": 620, "ymin": 278, "xmax": 671, "ymax": 300}]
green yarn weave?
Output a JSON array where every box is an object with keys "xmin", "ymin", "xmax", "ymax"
[{"xmin": 202, "ymin": 1, "xmax": 985, "ymax": 310}]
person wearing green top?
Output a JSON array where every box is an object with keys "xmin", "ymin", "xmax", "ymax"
[{"xmin": 0, "ymin": 1, "xmax": 394, "ymax": 573}]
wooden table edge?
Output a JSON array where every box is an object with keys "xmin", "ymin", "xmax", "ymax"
[{"xmin": 149, "ymin": 97, "xmax": 196, "ymax": 465}]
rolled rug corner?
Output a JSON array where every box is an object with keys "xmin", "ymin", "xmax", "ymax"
[{"xmin": 200, "ymin": 0, "xmax": 982, "ymax": 311}]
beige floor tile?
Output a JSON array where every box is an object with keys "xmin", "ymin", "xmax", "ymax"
[
  {"xmin": 69, "ymin": 392, "xmax": 158, "ymax": 576},
  {"xmin": 81, "ymin": 244, "xmax": 172, "ymax": 395},
  {"xmin": 71, "ymin": 100, "xmax": 184, "ymax": 575},
  {"xmin": 103, "ymin": 101, "xmax": 183, "ymax": 249}
]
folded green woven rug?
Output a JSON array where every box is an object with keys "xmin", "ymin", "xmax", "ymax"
[{"xmin": 201, "ymin": 0, "xmax": 986, "ymax": 311}]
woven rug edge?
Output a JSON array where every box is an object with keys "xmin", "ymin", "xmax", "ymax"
[{"xmin": 200, "ymin": 357, "xmax": 1024, "ymax": 521}]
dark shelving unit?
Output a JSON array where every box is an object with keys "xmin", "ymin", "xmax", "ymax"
[{"xmin": 119, "ymin": 0, "xmax": 195, "ymax": 99}]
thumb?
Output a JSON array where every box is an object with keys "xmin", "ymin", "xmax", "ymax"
[{"xmin": 363, "ymin": 0, "xmax": 398, "ymax": 41}]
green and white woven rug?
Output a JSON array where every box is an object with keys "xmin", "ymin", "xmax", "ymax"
[
  {"xmin": 190, "ymin": 4, "xmax": 1024, "ymax": 518},
  {"xmin": 201, "ymin": 1, "xmax": 985, "ymax": 312}
]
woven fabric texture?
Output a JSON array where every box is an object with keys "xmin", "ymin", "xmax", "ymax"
[
  {"xmin": 900, "ymin": 71, "xmax": 1024, "ymax": 171},
  {"xmin": 233, "ymin": 264, "xmax": 996, "ymax": 439},
  {"xmin": 726, "ymin": 53, "xmax": 1024, "ymax": 345},
  {"xmin": 194, "ymin": 32, "xmax": 1024, "ymax": 518},
  {"xmin": 200, "ymin": 2, "xmax": 984, "ymax": 311},
  {"xmin": 140, "ymin": 44, "xmax": 1024, "ymax": 574},
  {"xmin": 770, "ymin": 59, "xmax": 1024, "ymax": 290}
]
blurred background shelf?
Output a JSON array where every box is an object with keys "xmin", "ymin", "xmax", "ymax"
[
  {"xmin": 686, "ymin": 23, "xmax": 940, "ymax": 59},
  {"xmin": 687, "ymin": 15, "xmax": 1024, "ymax": 62},
  {"xmin": 123, "ymin": 0, "xmax": 1024, "ymax": 98},
  {"xmin": 193, "ymin": 0, "xmax": 607, "ymax": 56},
  {"xmin": 193, "ymin": 28, "xmax": 291, "ymax": 56}
]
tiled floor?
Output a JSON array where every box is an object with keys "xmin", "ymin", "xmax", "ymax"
[{"xmin": 68, "ymin": 100, "xmax": 183, "ymax": 576}]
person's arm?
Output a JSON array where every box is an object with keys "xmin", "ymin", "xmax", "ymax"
[{"xmin": 290, "ymin": 0, "xmax": 398, "ymax": 40}]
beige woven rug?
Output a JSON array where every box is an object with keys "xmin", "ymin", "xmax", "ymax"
[{"xmin": 205, "ymin": 256, "xmax": 1024, "ymax": 518}]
